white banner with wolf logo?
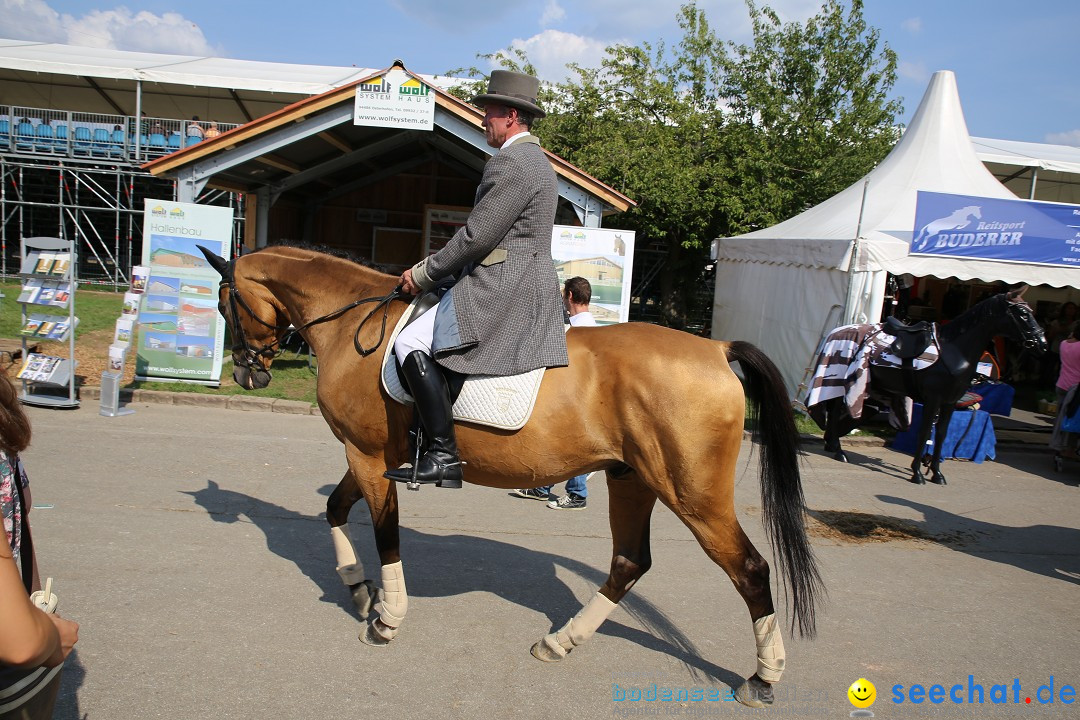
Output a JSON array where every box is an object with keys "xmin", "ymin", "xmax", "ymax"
[
  {"xmin": 353, "ymin": 67, "xmax": 434, "ymax": 131},
  {"xmin": 135, "ymin": 200, "xmax": 232, "ymax": 385}
]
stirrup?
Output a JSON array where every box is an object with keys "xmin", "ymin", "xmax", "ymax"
[{"xmin": 383, "ymin": 459, "xmax": 464, "ymax": 488}]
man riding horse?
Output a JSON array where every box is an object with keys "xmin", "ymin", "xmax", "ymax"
[{"xmin": 385, "ymin": 70, "xmax": 569, "ymax": 488}]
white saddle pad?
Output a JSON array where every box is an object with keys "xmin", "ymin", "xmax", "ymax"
[{"xmin": 381, "ymin": 297, "xmax": 545, "ymax": 431}]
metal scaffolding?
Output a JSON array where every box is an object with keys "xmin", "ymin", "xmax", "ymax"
[{"xmin": 1, "ymin": 105, "xmax": 244, "ymax": 289}]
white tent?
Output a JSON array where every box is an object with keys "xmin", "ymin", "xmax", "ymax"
[
  {"xmin": 972, "ymin": 136, "xmax": 1080, "ymax": 205},
  {"xmin": 710, "ymin": 70, "xmax": 1080, "ymax": 398}
]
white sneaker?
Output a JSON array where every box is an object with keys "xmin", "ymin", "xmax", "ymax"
[{"xmin": 547, "ymin": 493, "xmax": 586, "ymax": 510}]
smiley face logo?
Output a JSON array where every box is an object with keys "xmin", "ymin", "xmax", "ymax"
[{"xmin": 848, "ymin": 678, "xmax": 876, "ymax": 709}]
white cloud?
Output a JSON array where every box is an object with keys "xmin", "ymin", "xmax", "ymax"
[
  {"xmin": 1046, "ymin": 129, "xmax": 1080, "ymax": 147},
  {"xmin": 901, "ymin": 17, "xmax": 922, "ymax": 33},
  {"xmin": 580, "ymin": 0, "xmax": 821, "ymax": 39},
  {"xmin": 0, "ymin": 0, "xmax": 217, "ymax": 55},
  {"xmin": 540, "ymin": 0, "xmax": 565, "ymax": 27},
  {"xmin": 506, "ymin": 29, "xmax": 613, "ymax": 83},
  {"xmin": 897, "ymin": 60, "xmax": 929, "ymax": 83}
]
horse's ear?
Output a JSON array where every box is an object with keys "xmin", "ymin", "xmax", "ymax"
[
  {"xmin": 1007, "ymin": 284, "xmax": 1029, "ymax": 302},
  {"xmin": 197, "ymin": 245, "xmax": 229, "ymax": 276}
]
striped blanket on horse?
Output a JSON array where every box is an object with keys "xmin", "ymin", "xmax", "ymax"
[{"xmin": 804, "ymin": 323, "xmax": 939, "ymax": 420}]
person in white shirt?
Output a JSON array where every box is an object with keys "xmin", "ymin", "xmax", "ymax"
[{"xmin": 511, "ymin": 276, "xmax": 596, "ymax": 509}]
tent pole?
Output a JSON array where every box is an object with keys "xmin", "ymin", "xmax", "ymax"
[
  {"xmin": 135, "ymin": 80, "xmax": 143, "ymax": 163},
  {"xmin": 1029, "ymin": 168, "xmax": 1038, "ymax": 199},
  {"xmin": 843, "ymin": 180, "xmax": 871, "ymax": 325}
]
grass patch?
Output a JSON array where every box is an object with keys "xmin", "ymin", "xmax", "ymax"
[{"xmin": 138, "ymin": 356, "xmax": 319, "ymax": 405}]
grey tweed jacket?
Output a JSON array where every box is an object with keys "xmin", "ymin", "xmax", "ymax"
[{"xmin": 411, "ymin": 134, "xmax": 569, "ymax": 376}]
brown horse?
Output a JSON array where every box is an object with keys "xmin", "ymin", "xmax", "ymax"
[{"xmin": 200, "ymin": 244, "xmax": 822, "ymax": 708}]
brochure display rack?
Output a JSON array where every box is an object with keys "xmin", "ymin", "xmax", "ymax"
[{"xmin": 16, "ymin": 237, "xmax": 79, "ymax": 408}]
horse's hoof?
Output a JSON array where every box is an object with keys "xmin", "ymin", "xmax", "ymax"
[
  {"xmin": 833, "ymin": 451, "xmax": 848, "ymax": 463},
  {"xmin": 734, "ymin": 676, "xmax": 774, "ymax": 708},
  {"xmin": 360, "ymin": 621, "xmax": 393, "ymax": 647},
  {"xmin": 908, "ymin": 474, "xmax": 926, "ymax": 485},
  {"xmin": 928, "ymin": 475, "xmax": 947, "ymax": 486},
  {"xmin": 350, "ymin": 580, "xmax": 377, "ymax": 617},
  {"xmin": 530, "ymin": 635, "xmax": 568, "ymax": 662}
]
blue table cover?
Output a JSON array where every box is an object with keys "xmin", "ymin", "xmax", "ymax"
[
  {"xmin": 969, "ymin": 382, "xmax": 1014, "ymax": 416},
  {"xmin": 891, "ymin": 403, "xmax": 996, "ymax": 463}
]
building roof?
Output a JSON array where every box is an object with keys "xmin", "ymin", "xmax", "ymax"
[{"xmin": 143, "ymin": 63, "xmax": 635, "ymax": 215}]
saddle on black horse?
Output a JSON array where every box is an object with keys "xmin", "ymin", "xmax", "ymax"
[{"xmin": 883, "ymin": 316, "xmax": 970, "ymax": 402}]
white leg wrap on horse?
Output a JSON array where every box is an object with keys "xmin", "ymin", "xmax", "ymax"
[
  {"xmin": 753, "ymin": 614, "xmax": 786, "ymax": 683},
  {"xmin": 541, "ymin": 592, "xmax": 617, "ymax": 658},
  {"xmin": 330, "ymin": 526, "xmax": 364, "ymax": 585},
  {"xmin": 376, "ymin": 561, "xmax": 408, "ymax": 629}
]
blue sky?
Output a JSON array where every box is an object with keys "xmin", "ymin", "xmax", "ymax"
[{"xmin": 3, "ymin": 0, "xmax": 1077, "ymax": 144}]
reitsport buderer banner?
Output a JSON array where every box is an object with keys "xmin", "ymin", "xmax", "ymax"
[
  {"xmin": 911, "ymin": 190, "xmax": 1080, "ymax": 267},
  {"xmin": 135, "ymin": 200, "xmax": 232, "ymax": 385},
  {"xmin": 551, "ymin": 226, "xmax": 636, "ymax": 324}
]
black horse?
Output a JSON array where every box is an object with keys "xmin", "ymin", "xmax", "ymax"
[{"xmin": 812, "ymin": 288, "xmax": 1046, "ymax": 485}]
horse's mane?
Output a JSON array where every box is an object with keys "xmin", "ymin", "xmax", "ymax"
[
  {"xmin": 245, "ymin": 240, "xmax": 394, "ymax": 274},
  {"xmin": 938, "ymin": 293, "xmax": 1006, "ymax": 342}
]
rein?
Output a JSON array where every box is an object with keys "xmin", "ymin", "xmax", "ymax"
[{"xmin": 221, "ymin": 258, "xmax": 405, "ymax": 374}]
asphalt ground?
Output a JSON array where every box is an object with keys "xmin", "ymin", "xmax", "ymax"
[{"xmin": 17, "ymin": 400, "xmax": 1079, "ymax": 720}]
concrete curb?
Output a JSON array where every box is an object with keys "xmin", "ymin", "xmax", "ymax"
[
  {"xmin": 79, "ymin": 386, "xmax": 322, "ymax": 415},
  {"xmin": 78, "ymin": 386, "xmax": 1049, "ymax": 451}
]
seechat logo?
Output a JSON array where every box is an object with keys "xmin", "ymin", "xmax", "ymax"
[
  {"xmin": 151, "ymin": 205, "xmax": 167, "ymax": 217},
  {"xmin": 848, "ymin": 678, "xmax": 876, "ymax": 717},
  {"xmin": 169, "ymin": 207, "xmax": 185, "ymax": 219}
]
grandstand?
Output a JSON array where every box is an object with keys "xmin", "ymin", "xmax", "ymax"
[{"xmin": 0, "ymin": 39, "xmax": 401, "ymax": 285}]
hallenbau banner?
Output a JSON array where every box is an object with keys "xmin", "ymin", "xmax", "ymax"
[
  {"xmin": 911, "ymin": 190, "xmax": 1080, "ymax": 267},
  {"xmin": 135, "ymin": 200, "xmax": 232, "ymax": 385},
  {"xmin": 551, "ymin": 226, "xmax": 636, "ymax": 324}
]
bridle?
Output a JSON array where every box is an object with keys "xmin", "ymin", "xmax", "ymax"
[
  {"xmin": 219, "ymin": 257, "xmax": 405, "ymax": 381},
  {"xmin": 1006, "ymin": 299, "xmax": 1045, "ymax": 352}
]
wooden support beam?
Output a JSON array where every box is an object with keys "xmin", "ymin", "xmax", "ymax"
[
  {"xmin": 254, "ymin": 154, "xmax": 302, "ymax": 174},
  {"xmin": 317, "ymin": 130, "xmax": 353, "ymax": 154}
]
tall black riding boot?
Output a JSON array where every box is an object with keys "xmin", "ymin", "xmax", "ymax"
[{"xmin": 384, "ymin": 351, "xmax": 463, "ymax": 488}]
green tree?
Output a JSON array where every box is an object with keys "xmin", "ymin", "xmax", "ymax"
[{"xmin": 719, "ymin": 0, "xmax": 903, "ymax": 233}]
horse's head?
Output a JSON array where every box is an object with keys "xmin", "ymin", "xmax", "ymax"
[
  {"xmin": 1003, "ymin": 286, "xmax": 1047, "ymax": 355},
  {"xmin": 198, "ymin": 245, "xmax": 289, "ymax": 390}
]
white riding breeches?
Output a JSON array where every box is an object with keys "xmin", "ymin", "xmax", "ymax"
[{"xmin": 394, "ymin": 302, "xmax": 438, "ymax": 366}]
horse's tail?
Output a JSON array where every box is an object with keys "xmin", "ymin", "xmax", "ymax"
[{"xmin": 726, "ymin": 340, "xmax": 823, "ymax": 638}]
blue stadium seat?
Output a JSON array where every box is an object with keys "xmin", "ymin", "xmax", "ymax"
[
  {"xmin": 110, "ymin": 129, "xmax": 125, "ymax": 157},
  {"xmin": 0, "ymin": 119, "xmax": 9, "ymax": 150},
  {"xmin": 91, "ymin": 128, "xmax": 111, "ymax": 156},
  {"xmin": 148, "ymin": 132, "xmax": 167, "ymax": 153},
  {"xmin": 15, "ymin": 122, "xmax": 35, "ymax": 152},
  {"xmin": 55, "ymin": 123, "xmax": 68, "ymax": 152},
  {"xmin": 35, "ymin": 123, "xmax": 56, "ymax": 152},
  {"xmin": 167, "ymin": 134, "xmax": 182, "ymax": 151},
  {"xmin": 72, "ymin": 126, "xmax": 92, "ymax": 155},
  {"xmin": 185, "ymin": 135, "xmax": 201, "ymax": 147}
]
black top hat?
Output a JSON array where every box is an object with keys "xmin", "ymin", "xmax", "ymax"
[{"xmin": 471, "ymin": 70, "xmax": 546, "ymax": 118}]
